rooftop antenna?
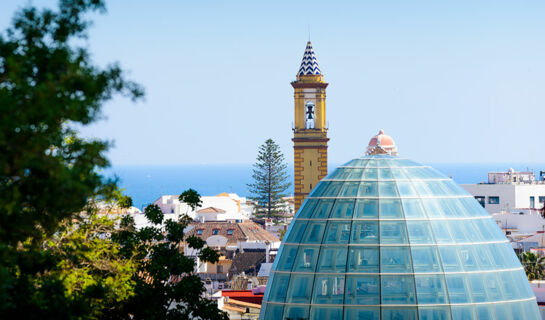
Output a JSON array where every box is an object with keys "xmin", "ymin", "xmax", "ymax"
[{"xmin": 308, "ymin": 25, "xmax": 311, "ymax": 41}]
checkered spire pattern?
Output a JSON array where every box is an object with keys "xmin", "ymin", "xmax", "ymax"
[{"xmin": 298, "ymin": 41, "xmax": 321, "ymax": 76}]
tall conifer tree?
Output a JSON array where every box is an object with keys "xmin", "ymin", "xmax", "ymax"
[{"xmin": 248, "ymin": 139, "xmax": 291, "ymax": 217}]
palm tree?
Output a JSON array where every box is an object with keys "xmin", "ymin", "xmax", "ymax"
[{"xmin": 519, "ymin": 251, "xmax": 545, "ymax": 280}]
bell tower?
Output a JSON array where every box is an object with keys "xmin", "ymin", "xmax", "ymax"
[{"xmin": 292, "ymin": 41, "xmax": 329, "ymax": 212}]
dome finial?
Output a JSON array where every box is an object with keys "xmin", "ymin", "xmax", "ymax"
[{"xmin": 366, "ymin": 129, "xmax": 398, "ymax": 156}]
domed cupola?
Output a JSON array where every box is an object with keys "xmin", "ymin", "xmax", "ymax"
[
  {"xmin": 260, "ymin": 133, "xmax": 539, "ymax": 320},
  {"xmin": 366, "ymin": 129, "xmax": 398, "ymax": 156}
]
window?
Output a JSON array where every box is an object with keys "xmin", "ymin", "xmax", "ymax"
[
  {"xmin": 488, "ymin": 196, "xmax": 500, "ymax": 204},
  {"xmin": 212, "ymin": 229, "xmax": 219, "ymax": 235},
  {"xmin": 196, "ymin": 229, "xmax": 203, "ymax": 235},
  {"xmin": 539, "ymin": 196, "xmax": 545, "ymax": 204},
  {"xmin": 217, "ymin": 265, "xmax": 223, "ymax": 273},
  {"xmin": 530, "ymin": 196, "xmax": 535, "ymax": 208},
  {"xmin": 227, "ymin": 229, "xmax": 234, "ymax": 235},
  {"xmin": 475, "ymin": 196, "xmax": 485, "ymax": 208}
]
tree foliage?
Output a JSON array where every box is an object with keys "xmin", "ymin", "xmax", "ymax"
[
  {"xmin": 179, "ymin": 188, "xmax": 203, "ymax": 211},
  {"xmin": 247, "ymin": 139, "xmax": 291, "ymax": 217},
  {"xmin": 108, "ymin": 200, "xmax": 227, "ymax": 320},
  {"xmin": 0, "ymin": 1, "xmax": 227, "ymax": 319},
  {"xmin": 519, "ymin": 251, "xmax": 545, "ymax": 281}
]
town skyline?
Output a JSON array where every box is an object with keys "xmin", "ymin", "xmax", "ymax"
[{"xmin": 2, "ymin": 0, "xmax": 544, "ymax": 165}]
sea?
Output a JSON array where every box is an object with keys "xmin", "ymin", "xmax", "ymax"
[{"xmin": 104, "ymin": 163, "xmax": 545, "ymax": 210}]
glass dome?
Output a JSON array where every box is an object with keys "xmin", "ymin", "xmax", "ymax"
[{"xmin": 260, "ymin": 155, "xmax": 539, "ymax": 320}]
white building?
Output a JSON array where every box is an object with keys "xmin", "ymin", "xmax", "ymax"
[
  {"xmin": 461, "ymin": 168, "xmax": 545, "ymax": 214},
  {"xmin": 154, "ymin": 192, "xmax": 253, "ymax": 221}
]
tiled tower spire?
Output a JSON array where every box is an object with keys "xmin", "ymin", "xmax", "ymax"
[{"xmin": 297, "ymin": 41, "xmax": 322, "ymax": 76}]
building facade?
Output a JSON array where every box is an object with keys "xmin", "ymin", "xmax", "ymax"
[
  {"xmin": 292, "ymin": 41, "xmax": 329, "ymax": 212},
  {"xmin": 461, "ymin": 170, "xmax": 545, "ymax": 214}
]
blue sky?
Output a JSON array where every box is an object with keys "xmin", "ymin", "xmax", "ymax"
[{"xmin": 2, "ymin": 0, "xmax": 545, "ymax": 165}]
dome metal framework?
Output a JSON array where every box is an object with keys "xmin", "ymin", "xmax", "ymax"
[{"xmin": 260, "ymin": 155, "xmax": 539, "ymax": 320}]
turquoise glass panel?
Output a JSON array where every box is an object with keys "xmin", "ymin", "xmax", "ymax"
[
  {"xmin": 379, "ymin": 168, "xmax": 394, "ymax": 179},
  {"xmin": 347, "ymin": 168, "xmax": 363, "ymax": 180},
  {"xmin": 338, "ymin": 182, "xmax": 360, "ymax": 197},
  {"xmin": 390, "ymin": 168, "xmax": 407, "ymax": 179},
  {"xmin": 379, "ymin": 199, "xmax": 403, "ymax": 218},
  {"xmin": 344, "ymin": 307, "xmax": 380, "ymax": 320},
  {"xmin": 358, "ymin": 181, "xmax": 378, "ymax": 196},
  {"xmin": 362, "ymin": 168, "xmax": 378, "ymax": 179},
  {"xmin": 379, "ymin": 181, "xmax": 399, "ymax": 197},
  {"xmin": 302, "ymin": 221, "xmax": 327, "ymax": 243},
  {"xmin": 499, "ymin": 270, "xmax": 519, "ymax": 300},
  {"xmin": 421, "ymin": 198, "xmax": 445, "ymax": 218},
  {"xmin": 328, "ymin": 168, "xmax": 350, "ymax": 179},
  {"xmin": 309, "ymin": 181, "xmax": 329, "ymax": 197},
  {"xmin": 354, "ymin": 199, "xmax": 378, "ymax": 218},
  {"xmin": 330, "ymin": 199, "xmax": 355, "ymax": 218},
  {"xmin": 450, "ymin": 305, "xmax": 477, "ymax": 320},
  {"xmin": 351, "ymin": 221, "xmax": 379, "ymax": 244},
  {"xmin": 458, "ymin": 245, "xmax": 479, "ymax": 271},
  {"xmin": 262, "ymin": 303, "xmax": 284, "ymax": 320},
  {"xmin": 493, "ymin": 303, "xmax": 511, "ymax": 320},
  {"xmin": 297, "ymin": 198, "xmax": 319, "ymax": 218},
  {"xmin": 396, "ymin": 181, "xmax": 418, "ymax": 197},
  {"xmin": 309, "ymin": 306, "xmax": 342, "ymax": 320},
  {"xmin": 425, "ymin": 181, "xmax": 450, "ymax": 196},
  {"xmin": 381, "ymin": 275, "xmax": 416, "ymax": 304},
  {"xmin": 284, "ymin": 220, "xmax": 307, "ymax": 243},
  {"xmin": 475, "ymin": 305, "xmax": 495, "ymax": 320},
  {"xmin": 322, "ymin": 181, "xmax": 343, "ymax": 197},
  {"xmin": 275, "ymin": 245, "xmax": 298, "ymax": 271},
  {"xmin": 344, "ymin": 275, "xmax": 380, "ymax": 305},
  {"xmin": 285, "ymin": 274, "xmax": 314, "ymax": 303},
  {"xmin": 512, "ymin": 270, "xmax": 534, "ymax": 298},
  {"xmin": 411, "ymin": 246, "xmax": 442, "ymax": 272},
  {"xmin": 406, "ymin": 221, "xmax": 434, "ymax": 244},
  {"xmin": 439, "ymin": 246, "xmax": 464, "ymax": 272},
  {"xmin": 402, "ymin": 198, "xmax": 427, "ymax": 218},
  {"xmin": 448, "ymin": 220, "xmax": 472, "ymax": 242},
  {"xmin": 283, "ymin": 305, "xmax": 310, "ymax": 320},
  {"xmin": 347, "ymin": 247, "xmax": 379, "ymax": 273},
  {"xmin": 430, "ymin": 220, "xmax": 455, "ymax": 244},
  {"xmin": 414, "ymin": 275, "xmax": 448, "ymax": 304},
  {"xmin": 381, "ymin": 308, "xmax": 418, "ymax": 320},
  {"xmin": 418, "ymin": 307, "xmax": 451, "ymax": 320},
  {"xmin": 442, "ymin": 179, "xmax": 469, "ymax": 196},
  {"xmin": 317, "ymin": 246, "xmax": 347, "ymax": 273},
  {"xmin": 468, "ymin": 273, "xmax": 488, "ymax": 302},
  {"xmin": 380, "ymin": 246, "xmax": 412, "ymax": 273},
  {"xmin": 473, "ymin": 244, "xmax": 494, "ymax": 269},
  {"xmin": 268, "ymin": 273, "xmax": 290, "ymax": 302},
  {"xmin": 311, "ymin": 199, "xmax": 335, "ymax": 218},
  {"xmin": 323, "ymin": 221, "xmax": 351, "ymax": 244},
  {"xmin": 445, "ymin": 274, "xmax": 472, "ymax": 303},
  {"xmin": 380, "ymin": 221, "xmax": 409, "ymax": 244},
  {"xmin": 292, "ymin": 246, "xmax": 319, "ymax": 272},
  {"xmin": 312, "ymin": 275, "xmax": 345, "ymax": 304},
  {"xmin": 484, "ymin": 273, "xmax": 504, "ymax": 301}
]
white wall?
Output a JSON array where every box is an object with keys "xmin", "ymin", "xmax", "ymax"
[{"xmin": 461, "ymin": 184, "xmax": 545, "ymax": 214}]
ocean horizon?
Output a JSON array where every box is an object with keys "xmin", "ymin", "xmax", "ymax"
[{"xmin": 104, "ymin": 163, "xmax": 545, "ymax": 210}]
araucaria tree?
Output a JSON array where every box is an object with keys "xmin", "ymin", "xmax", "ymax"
[{"xmin": 248, "ymin": 139, "xmax": 291, "ymax": 217}]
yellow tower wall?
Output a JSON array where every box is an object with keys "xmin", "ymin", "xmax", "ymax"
[{"xmin": 292, "ymin": 74, "xmax": 329, "ymax": 212}]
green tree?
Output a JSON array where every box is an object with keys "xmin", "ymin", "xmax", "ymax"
[
  {"xmin": 519, "ymin": 251, "xmax": 545, "ymax": 281},
  {"xmin": 0, "ymin": 0, "xmax": 142, "ymax": 317},
  {"xmin": 248, "ymin": 139, "xmax": 291, "ymax": 218},
  {"xmin": 0, "ymin": 1, "xmax": 227, "ymax": 319}
]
